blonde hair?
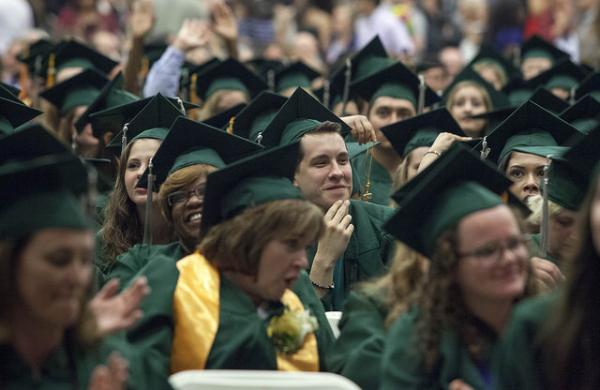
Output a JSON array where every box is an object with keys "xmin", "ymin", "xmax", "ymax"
[
  {"xmin": 447, "ymin": 80, "xmax": 493, "ymax": 111},
  {"xmin": 526, "ymin": 194, "xmax": 563, "ymax": 227},
  {"xmin": 473, "ymin": 60, "xmax": 508, "ymax": 89},
  {"xmin": 198, "ymin": 89, "xmax": 249, "ymax": 121}
]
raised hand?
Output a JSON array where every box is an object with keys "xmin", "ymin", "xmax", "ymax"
[
  {"xmin": 341, "ymin": 115, "xmax": 377, "ymax": 145},
  {"xmin": 88, "ymin": 352, "xmax": 128, "ymax": 390},
  {"xmin": 211, "ymin": 1, "xmax": 238, "ymax": 43},
  {"xmin": 88, "ymin": 277, "xmax": 150, "ymax": 338},
  {"xmin": 531, "ymin": 256, "xmax": 565, "ymax": 291},
  {"xmin": 129, "ymin": 0, "xmax": 155, "ymax": 39},
  {"xmin": 173, "ymin": 19, "xmax": 211, "ymax": 52}
]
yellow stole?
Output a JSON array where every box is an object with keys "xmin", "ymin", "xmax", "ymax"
[{"xmin": 170, "ymin": 252, "xmax": 319, "ymax": 373}]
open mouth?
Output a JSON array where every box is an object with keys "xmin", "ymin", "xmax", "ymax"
[{"xmin": 186, "ymin": 212, "xmax": 202, "ymax": 223}]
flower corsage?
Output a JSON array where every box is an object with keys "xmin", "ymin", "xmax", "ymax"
[{"xmin": 267, "ymin": 306, "xmax": 319, "ymax": 354}]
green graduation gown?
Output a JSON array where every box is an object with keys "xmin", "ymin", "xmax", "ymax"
[
  {"xmin": 351, "ymin": 153, "xmax": 393, "ymax": 206},
  {"xmin": 124, "ymin": 255, "xmax": 334, "ymax": 382},
  {"xmin": 381, "ymin": 309, "xmax": 499, "ymax": 390},
  {"xmin": 327, "ymin": 290, "xmax": 388, "ymax": 389},
  {"xmin": 494, "ymin": 293, "xmax": 558, "ymax": 390},
  {"xmin": 0, "ymin": 334, "xmax": 163, "ymax": 390},
  {"xmin": 104, "ymin": 242, "xmax": 185, "ymax": 287},
  {"xmin": 309, "ymin": 200, "xmax": 395, "ymax": 311}
]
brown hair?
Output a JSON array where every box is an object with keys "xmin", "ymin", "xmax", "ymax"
[
  {"xmin": 199, "ymin": 199, "xmax": 324, "ymax": 276},
  {"xmin": 359, "ymin": 242, "xmax": 428, "ymax": 328},
  {"xmin": 539, "ymin": 174, "xmax": 600, "ymax": 390},
  {"xmin": 99, "ymin": 141, "xmax": 143, "ymax": 265},
  {"xmin": 158, "ymin": 164, "xmax": 217, "ymax": 224},
  {"xmin": 447, "ymin": 80, "xmax": 493, "ymax": 111},
  {"xmin": 197, "ymin": 89, "xmax": 249, "ymax": 121},
  {"xmin": 298, "ymin": 121, "xmax": 343, "ymax": 161},
  {"xmin": 416, "ymin": 208, "xmax": 538, "ymax": 370}
]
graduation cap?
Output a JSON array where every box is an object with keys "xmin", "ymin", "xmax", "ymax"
[
  {"xmin": 467, "ymin": 44, "xmax": 520, "ymax": 81},
  {"xmin": 84, "ymin": 157, "xmax": 115, "ymax": 194},
  {"xmin": 351, "ymin": 35, "xmax": 393, "ymax": 82},
  {"xmin": 203, "ymin": 103, "xmax": 246, "ymax": 130},
  {"xmin": 350, "ymin": 60, "xmax": 440, "ymax": 109},
  {"xmin": 0, "ymin": 154, "xmax": 90, "ymax": 239},
  {"xmin": 52, "ymin": 39, "xmax": 118, "ymax": 75},
  {"xmin": 0, "ymin": 124, "xmax": 71, "ymax": 164},
  {"xmin": 442, "ymin": 66, "xmax": 510, "ymax": 109},
  {"xmin": 560, "ymin": 95, "xmax": 600, "ymax": 135},
  {"xmin": 502, "ymin": 77, "xmax": 534, "ymax": 106},
  {"xmin": 259, "ymin": 88, "xmax": 351, "ymax": 148},
  {"xmin": 106, "ymin": 94, "xmax": 184, "ymax": 150},
  {"xmin": 520, "ymin": 35, "xmax": 569, "ymax": 63},
  {"xmin": 245, "ymin": 58, "xmax": 285, "ymax": 89},
  {"xmin": 137, "ymin": 116, "xmax": 263, "ymax": 189},
  {"xmin": 384, "ymin": 143, "xmax": 512, "ymax": 257},
  {"xmin": 563, "ymin": 125, "xmax": 600, "ymax": 185},
  {"xmin": 201, "ymin": 142, "xmax": 303, "ymax": 232},
  {"xmin": 274, "ymin": 61, "xmax": 320, "ymax": 93},
  {"xmin": 39, "ymin": 68, "xmax": 108, "ymax": 114},
  {"xmin": 17, "ymin": 38, "xmax": 55, "ymax": 79},
  {"xmin": 89, "ymin": 94, "xmax": 198, "ymax": 141},
  {"xmin": 575, "ymin": 72, "xmax": 600, "ymax": 101},
  {"xmin": 0, "ymin": 97, "xmax": 42, "ymax": 136},
  {"xmin": 194, "ymin": 59, "xmax": 267, "ymax": 101},
  {"xmin": 230, "ymin": 91, "xmax": 288, "ymax": 142},
  {"xmin": 74, "ymin": 72, "xmax": 139, "ymax": 134},
  {"xmin": 381, "ymin": 108, "xmax": 465, "ymax": 157},
  {"xmin": 180, "ymin": 58, "xmax": 221, "ymax": 101},
  {"xmin": 526, "ymin": 59, "xmax": 587, "ymax": 93},
  {"xmin": 482, "ymin": 101, "xmax": 580, "ymax": 165},
  {"xmin": 0, "ymin": 82, "xmax": 20, "ymax": 99}
]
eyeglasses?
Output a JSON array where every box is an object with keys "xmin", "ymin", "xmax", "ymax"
[
  {"xmin": 458, "ymin": 235, "xmax": 529, "ymax": 263},
  {"xmin": 167, "ymin": 185, "xmax": 205, "ymax": 207}
]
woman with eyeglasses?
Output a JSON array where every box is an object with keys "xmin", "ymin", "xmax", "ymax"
[
  {"xmin": 495, "ymin": 134, "xmax": 600, "ymax": 390},
  {"xmin": 380, "ymin": 145, "xmax": 538, "ymax": 390},
  {"xmin": 104, "ymin": 116, "xmax": 262, "ymax": 286}
]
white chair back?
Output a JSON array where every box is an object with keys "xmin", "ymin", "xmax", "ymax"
[
  {"xmin": 169, "ymin": 370, "xmax": 361, "ymax": 390},
  {"xmin": 326, "ymin": 311, "xmax": 342, "ymax": 338}
]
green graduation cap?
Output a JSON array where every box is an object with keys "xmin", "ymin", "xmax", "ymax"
[
  {"xmin": 0, "ymin": 124, "xmax": 71, "ymax": 164},
  {"xmin": 469, "ymin": 86, "xmax": 569, "ymax": 131},
  {"xmin": 527, "ymin": 59, "xmax": 587, "ymax": 93},
  {"xmin": 17, "ymin": 38, "xmax": 55, "ymax": 79},
  {"xmin": 194, "ymin": 58, "xmax": 267, "ymax": 101},
  {"xmin": 52, "ymin": 39, "xmax": 118, "ymax": 75},
  {"xmin": 0, "ymin": 82, "xmax": 20, "ymax": 99},
  {"xmin": 39, "ymin": 68, "xmax": 108, "ymax": 114},
  {"xmin": 467, "ymin": 44, "xmax": 520, "ymax": 81},
  {"xmin": 0, "ymin": 97, "xmax": 42, "ymax": 136},
  {"xmin": 138, "ymin": 116, "xmax": 263, "ymax": 189},
  {"xmin": 545, "ymin": 155, "xmax": 589, "ymax": 211},
  {"xmin": 351, "ymin": 60, "xmax": 440, "ymax": 109},
  {"xmin": 381, "ymin": 108, "xmax": 465, "ymax": 157},
  {"xmin": 384, "ymin": 143, "xmax": 511, "ymax": 257},
  {"xmin": 502, "ymin": 77, "xmax": 534, "ymax": 106},
  {"xmin": 563, "ymin": 125, "xmax": 600, "ymax": 185},
  {"xmin": 106, "ymin": 93, "xmax": 184, "ymax": 150},
  {"xmin": 560, "ymin": 95, "xmax": 600, "ymax": 135},
  {"xmin": 274, "ymin": 61, "xmax": 321, "ymax": 93},
  {"xmin": 230, "ymin": 91, "xmax": 288, "ymax": 142},
  {"xmin": 246, "ymin": 58, "xmax": 285, "ymax": 78},
  {"xmin": 575, "ymin": 72, "xmax": 600, "ymax": 101},
  {"xmin": 74, "ymin": 72, "xmax": 139, "ymax": 133},
  {"xmin": 201, "ymin": 142, "xmax": 303, "ymax": 232},
  {"xmin": 442, "ymin": 66, "xmax": 510, "ymax": 109},
  {"xmin": 259, "ymin": 88, "xmax": 351, "ymax": 148},
  {"xmin": 203, "ymin": 103, "xmax": 246, "ymax": 129},
  {"xmin": 179, "ymin": 58, "xmax": 221, "ymax": 99},
  {"xmin": 351, "ymin": 35, "xmax": 394, "ymax": 82},
  {"xmin": 90, "ymin": 94, "xmax": 198, "ymax": 142},
  {"xmin": 0, "ymin": 153, "xmax": 90, "ymax": 239},
  {"xmin": 482, "ymin": 101, "xmax": 580, "ymax": 166},
  {"xmin": 520, "ymin": 35, "xmax": 569, "ymax": 63}
]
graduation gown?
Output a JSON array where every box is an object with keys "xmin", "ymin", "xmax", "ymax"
[
  {"xmin": 104, "ymin": 242, "xmax": 185, "ymax": 287},
  {"xmin": 326, "ymin": 290, "xmax": 388, "ymax": 389},
  {"xmin": 494, "ymin": 293, "xmax": 557, "ymax": 390},
  {"xmin": 0, "ymin": 334, "xmax": 160, "ymax": 390},
  {"xmin": 309, "ymin": 200, "xmax": 395, "ymax": 311},
  {"xmin": 351, "ymin": 153, "xmax": 393, "ymax": 206},
  {"xmin": 381, "ymin": 309, "xmax": 499, "ymax": 390},
  {"xmin": 125, "ymin": 252, "xmax": 334, "ymax": 384}
]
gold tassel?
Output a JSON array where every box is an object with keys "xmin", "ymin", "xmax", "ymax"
[
  {"xmin": 226, "ymin": 116, "xmax": 235, "ymax": 134},
  {"xmin": 361, "ymin": 150, "xmax": 374, "ymax": 202},
  {"xmin": 46, "ymin": 53, "xmax": 56, "ymax": 87},
  {"xmin": 18, "ymin": 63, "xmax": 31, "ymax": 106},
  {"xmin": 190, "ymin": 73, "xmax": 199, "ymax": 105}
]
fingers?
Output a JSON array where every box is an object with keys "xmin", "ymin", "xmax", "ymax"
[
  {"xmin": 531, "ymin": 257, "xmax": 564, "ymax": 289},
  {"xmin": 96, "ymin": 278, "xmax": 120, "ymax": 300},
  {"xmin": 89, "ymin": 365, "xmax": 110, "ymax": 390},
  {"xmin": 324, "ymin": 199, "xmax": 343, "ymax": 221},
  {"xmin": 107, "ymin": 352, "xmax": 129, "ymax": 390},
  {"xmin": 330, "ymin": 200, "xmax": 350, "ymax": 225}
]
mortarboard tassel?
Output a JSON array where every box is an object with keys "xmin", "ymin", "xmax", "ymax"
[
  {"xmin": 121, "ymin": 122, "xmax": 129, "ymax": 156},
  {"xmin": 540, "ymin": 156, "xmax": 551, "ymax": 258},
  {"xmin": 226, "ymin": 116, "xmax": 235, "ymax": 134},
  {"xmin": 46, "ymin": 53, "xmax": 56, "ymax": 87},
  {"xmin": 143, "ymin": 157, "xmax": 155, "ymax": 246}
]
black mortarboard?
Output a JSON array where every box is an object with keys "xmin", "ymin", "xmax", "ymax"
[
  {"xmin": 203, "ymin": 103, "xmax": 246, "ymax": 129},
  {"xmin": 274, "ymin": 61, "xmax": 321, "ymax": 93},
  {"xmin": 575, "ymin": 72, "xmax": 600, "ymax": 101},
  {"xmin": 560, "ymin": 95, "xmax": 600, "ymax": 136},
  {"xmin": 443, "ymin": 66, "xmax": 510, "ymax": 109},
  {"xmin": 0, "ymin": 97, "xmax": 42, "ymax": 136},
  {"xmin": 230, "ymin": 91, "xmax": 288, "ymax": 142},
  {"xmin": 520, "ymin": 35, "xmax": 569, "ymax": 63},
  {"xmin": 39, "ymin": 68, "xmax": 108, "ymax": 114},
  {"xmin": 52, "ymin": 39, "xmax": 118, "ymax": 75},
  {"xmin": 194, "ymin": 59, "xmax": 267, "ymax": 101}
]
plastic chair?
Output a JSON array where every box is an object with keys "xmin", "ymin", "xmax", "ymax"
[{"xmin": 169, "ymin": 370, "xmax": 361, "ymax": 390}]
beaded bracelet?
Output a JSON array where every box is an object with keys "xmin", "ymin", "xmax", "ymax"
[{"xmin": 310, "ymin": 279, "xmax": 335, "ymax": 289}]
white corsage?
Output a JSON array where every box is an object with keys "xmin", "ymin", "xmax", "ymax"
[{"xmin": 267, "ymin": 306, "xmax": 319, "ymax": 354}]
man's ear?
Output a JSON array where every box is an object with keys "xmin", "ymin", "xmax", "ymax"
[{"xmin": 102, "ymin": 131, "xmax": 114, "ymax": 146}]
